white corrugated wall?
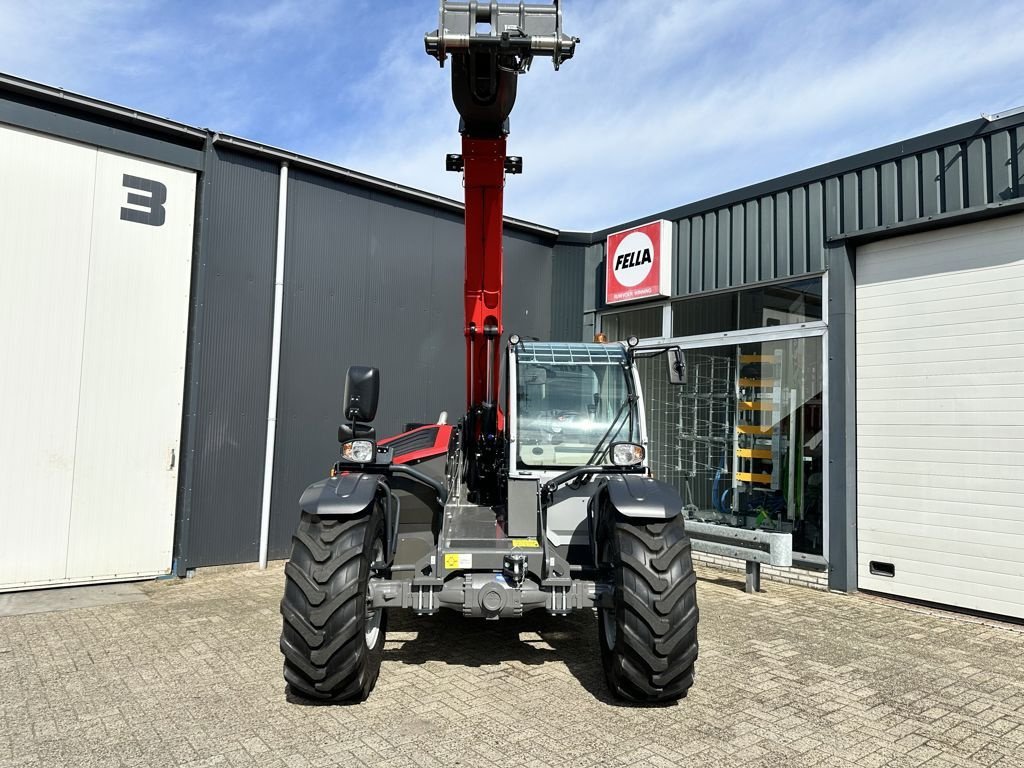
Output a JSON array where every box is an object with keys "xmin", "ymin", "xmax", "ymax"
[
  {"xmin": 0, "ymin": 124, "xmax": 196, "ymax": 590},
  {"xmin": 855, "ymin": 213, "xmax": 1024, "ymax": 618}
]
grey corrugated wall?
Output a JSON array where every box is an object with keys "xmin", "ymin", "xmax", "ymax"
[
  {"xmin": 557, "ymin": 117, "xmax": 1024, "ymax": 313},
  {"xmin": 182, "ymin": 147, "xmax": 279, "ymax": 568},
  {"xmin": 504, "ymin": 233, "xmax": 553, "ymax": 341},
  {"xmin": 676, "ymin": 126, "xmax": 1024, "ymax": 293},
  {"xmin": 266, "ymin": 169, "xmax": 555, "ymax": 558},
  {"xmin": 676, "ymin": 187, "xmax": 826, "ymax": 294},
  {"xmin": 551, "ymin": 243, "xmax": 586, "ymax": 340}
]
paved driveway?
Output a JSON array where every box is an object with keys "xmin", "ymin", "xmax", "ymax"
[{"xmin": 1, "ymin": 564, "xmax": 1022, "ymax": 768}]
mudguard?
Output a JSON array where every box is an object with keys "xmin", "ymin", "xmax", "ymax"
[
  {"xmin": 299, "ymin": 473, "xmax": 380, "ymax": 518},
  {"xmin": 601, "ymin": 474, "xmax": 683, "ymax": 520}
]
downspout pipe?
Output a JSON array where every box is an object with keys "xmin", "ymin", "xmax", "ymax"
[{"xmin": 259, "ymin": 162, "xmax": 289, "ymax": 568}]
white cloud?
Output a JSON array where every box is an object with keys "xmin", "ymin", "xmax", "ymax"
[
  {"xmin": 214, "ymin": 0, "xmax": 340, "ymax": 36},
  {"xmin": 1, "ymin": 0, "xmax": 1023, "ymax": 231},
  {"xmin": 322, "ymin": 0, "xmax": 1024, "ymax": 230},
  {"xmin": 0, "ymin": 1, "xmax": 155, "ymax": 89}
]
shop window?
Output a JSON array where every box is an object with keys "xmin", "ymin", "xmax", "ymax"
[
  {"xmin": 638, "ymin": 335, "xmax": 824, "ymax": 556},
  {"xmin": 671, "ymin": 277, "xmax": 823, "ymax": 337}
]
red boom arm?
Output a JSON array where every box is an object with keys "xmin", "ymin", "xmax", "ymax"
[
  {"xmin": 425, "ymin": 0, "xmax": 577, "ymax": 503},
  {"xmin": 462, "ymin": 136, "xmax": 506, "ymax": 421}
]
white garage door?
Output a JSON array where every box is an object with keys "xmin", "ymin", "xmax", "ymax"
[
  {"xmin": 0, "ymin": 124, "xmax": 195, "ymax": 591},
  {"xmin": 856, "ymin": 213, "xmax": 1024, "ymax": 619}
]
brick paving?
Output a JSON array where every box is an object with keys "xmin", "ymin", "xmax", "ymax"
[{"xmin": 1, "ymin": 563, "xmax": 1022, "ymax": 768}]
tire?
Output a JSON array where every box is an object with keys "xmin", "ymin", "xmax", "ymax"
[
  {"xmin": 279, "ymin": 506, "xmax": 387, "ymax": 703},
  {"xmin": 597, "ymin": 513, "xmax": 699, "ymax": 703}
]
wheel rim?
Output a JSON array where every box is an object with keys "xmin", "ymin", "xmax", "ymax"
[{"xmin": 365, "ymin": 538, "xmax": 384, "ymax": 649}]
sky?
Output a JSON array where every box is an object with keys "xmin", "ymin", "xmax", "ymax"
[{"xmin": 1, "ymin": 0, "xmax": 1023, "ymax": 231}]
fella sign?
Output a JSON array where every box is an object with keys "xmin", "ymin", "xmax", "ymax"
[{"xmin": 605, "ymin": 220, "xmax": 672, "ymax": 305}]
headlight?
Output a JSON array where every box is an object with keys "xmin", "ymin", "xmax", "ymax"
[
  {"xmin": 610, "ymin": 442, "xmax": 645, "ymax": 466},
  {"xmin": 340, "ymin": 439, "xmax": 376, "ymax": 464}
]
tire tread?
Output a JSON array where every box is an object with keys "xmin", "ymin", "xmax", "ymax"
[
  {"xmin": 279, "ymin": 510, "xmax": 386, "ymax": 703},
  {"xmin": 600, "ymin": 512, "xmax": 699, "ymax": 703}
]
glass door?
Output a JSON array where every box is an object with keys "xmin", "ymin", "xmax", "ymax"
[{"xmin": 636, "ymin": 333, "xmax": 825, "ymax": 558}]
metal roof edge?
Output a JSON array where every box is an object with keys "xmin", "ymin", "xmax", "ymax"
[
  {"xmin": 10, "ymin": 70, "xmax": 1022, "ymax": 249},
  {"xmin": 212, "ymin": 133, "xmax": 559, "ymax": 240},
  {"xmin": 587, "ymin": 111, "xmax": 1024, "ymax": 241},
  {"xmin": 0, "ymin": 71, "xmax": 207, "ymax": 143},
  {"xmin": 0, "ymin": 71, "xmax": 558, "ymax": 240},
  {"xmin": 554, "ymin": 231, "xmax": 596, "ymax": 246}
]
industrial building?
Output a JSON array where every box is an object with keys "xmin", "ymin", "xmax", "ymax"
[{"xmin": 1, "ymin": 72, "xmax": 1021, "ymax": 620}]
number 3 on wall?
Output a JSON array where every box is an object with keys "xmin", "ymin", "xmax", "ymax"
[{"xmin": 120, "ymin": 174, "xmax": 167, "ymax": 226}]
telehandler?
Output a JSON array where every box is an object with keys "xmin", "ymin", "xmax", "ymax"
[{"xmin": 279, "ymin": 0, "xmax": 699, "ymax": 704}]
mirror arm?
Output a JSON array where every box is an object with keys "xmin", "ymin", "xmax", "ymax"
[
  {"xmin": 628, "ymin": 348, "xmax": 666, "ymax": 360},
  {"xmin": 624, "ymin": 343, "xmax": 687, "ymax": 385}
]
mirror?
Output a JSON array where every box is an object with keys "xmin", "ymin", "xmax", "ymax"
[
  {"xmin": 666, "ymin": 347, "xmax": 686, "ymax": 385},
  {"xmin": 343, "ymin": 365, "xmax": 380, "ymax": 422}
]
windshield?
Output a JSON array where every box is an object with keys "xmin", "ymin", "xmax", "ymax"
[{"xmin": 516, "ymin": 360, "xmax": 637, "ymax": 468}]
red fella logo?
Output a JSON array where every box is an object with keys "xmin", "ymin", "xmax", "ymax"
[{"xmin": 605, "ymin": 221, "xmax": 672, "ymax": 304}]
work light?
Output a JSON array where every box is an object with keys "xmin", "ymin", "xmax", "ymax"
[
  {"xmin": 340, "ymin": 439, "xmax": 376, "ymax": 464},
  {"xmin": 610, "ymin": 442, "xmax": 645, "ymax": 466}
]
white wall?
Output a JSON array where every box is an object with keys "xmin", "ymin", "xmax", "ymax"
[
  {"xmin": 856, "ymin": 213, "xmax": 1024, "ymax": 618},
  {"xmin": 0, "ymin": 124, "xmax": 196, "ymax": 590}
]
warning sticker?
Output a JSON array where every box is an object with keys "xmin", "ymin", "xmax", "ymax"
[
  {"xmin": 511, "ymin": 539, "xmax": 540, "ymax": 548},
  {"xmin": 443, "ymin": 553, "xmax": 473, "ymax": 570}
]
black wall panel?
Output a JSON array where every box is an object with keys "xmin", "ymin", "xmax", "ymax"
[
  {"xmin": 550, "ymin": 244, "xmax": 586, "ymax": 341},
  {"xmin": 183, "ymin": 148, "xmax": 279, "ymax": 567},
  {"xmin": 504, "ymin": 233, "xmax": 553, "ymax": 341}
]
